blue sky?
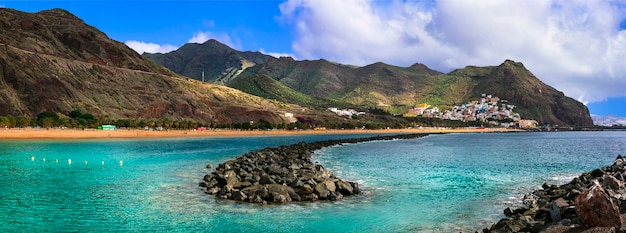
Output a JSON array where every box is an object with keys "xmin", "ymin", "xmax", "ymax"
[{"xmin": 2, "ymin": 0, "xmax": 626, "ymax": 117}]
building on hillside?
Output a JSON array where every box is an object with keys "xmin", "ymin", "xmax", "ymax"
[
  {"xmin": 328, "ymin": 108, "xmax": 365, "ymax": 118},
  {"xmin": 402, "ymin": 94, "xmax": 529, "ymax": 127},
  {"xmin": 284, "ymin": 112, "xmax": 297, "ymax": 123},
  {"xmin": 517, "ymin": 119, "xmax": 538, "ymax": 128}
]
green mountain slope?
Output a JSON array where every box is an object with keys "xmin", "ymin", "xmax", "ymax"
[
  {"xmin": 229, "ymin": 74, "xmax": 337, "ymax": 107},
  {"xmin": 144, "ymin": 36, "xmax": 592, "ymax": 127},
  {"xmin": 144, "ymin": 40, "xmax": 272, "ymax": 84}
]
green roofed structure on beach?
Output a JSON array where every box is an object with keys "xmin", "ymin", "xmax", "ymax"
[{"xmin": 97, "ymin": 125, "xmax": 116, "ymax": 130}]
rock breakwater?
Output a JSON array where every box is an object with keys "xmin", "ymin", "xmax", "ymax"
[
  {"xmin": 200, "ymin": 134, "xmax": 428, "ymax": 204},
  {"xmin": 482, "ymin": 155, "xmax": 626, "ymax": 233}
]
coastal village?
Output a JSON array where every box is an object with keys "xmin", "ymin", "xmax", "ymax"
[
  {"xmin": 329, "ymin": 94, "xmax": 538, "ymax": 129},
  {"xmin": 403, "ymin": 94, "xmax": 538, "ymax": 128}
]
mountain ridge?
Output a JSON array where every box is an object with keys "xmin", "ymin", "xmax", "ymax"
[
  {"xmin": 592, "ymin": 114, "xmax": 626, "ymax": 126},
  {"xmin": 145, "ymin": 42, "xmax": 593, "ymax": 127}
]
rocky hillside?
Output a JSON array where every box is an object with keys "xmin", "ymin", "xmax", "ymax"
[
  {"xmin": 146, "ymin": 41, "xmax": 592, "ymax": 127},
  {"xmin": 144, "ymin": 40, "xmax": 271, "ymax": 84},
  {"xmin": 450, "ymin": 60, "xmax": 593, "ymax": 127},
  {"xmin": 0, "ymin": 8, "xmax": 295, "ymax": 125}
]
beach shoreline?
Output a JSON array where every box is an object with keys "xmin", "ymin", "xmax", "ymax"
[{"xmin": 0, "ymin": 127, "xmax": 522, "ymax": 140}]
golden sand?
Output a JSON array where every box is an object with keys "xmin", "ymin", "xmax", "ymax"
[{"xmin": 0, "ymin": 127, "xmax": 521, "ymax": 140}]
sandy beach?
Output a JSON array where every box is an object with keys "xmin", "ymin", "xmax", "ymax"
[{"xmin": 0, "ymin": 127, "xmax": 521, "ymax": 140}]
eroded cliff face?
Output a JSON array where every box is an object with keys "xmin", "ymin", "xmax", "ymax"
[{"xmin": 0, "ymin": 8, "xmax": 293, "ymax": 124}]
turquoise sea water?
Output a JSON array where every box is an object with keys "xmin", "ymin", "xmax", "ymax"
[{"xmin": 1, "ymin": 132, "xmax": 625, "ymax": 232}]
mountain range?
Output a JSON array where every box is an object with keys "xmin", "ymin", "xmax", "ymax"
[
  {"xmin": 146, "ymin": 40, "xmax": 593, "ymax": 127},
  {"xmin": 0, "ymin": 8, "xmax": 594, "ymax": 128},
  {"xmin": 591, "ymin": 115, "xmax": 626, "ymax": 127},
  {"xmin": 0, "ymin": 8, "xmax": 299, "ymax": 125}
]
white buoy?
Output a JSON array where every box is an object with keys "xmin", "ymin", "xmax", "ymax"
[
  {"xmin": 85, "ymin": 161, "xmax": 88, "ymax": 164},
  {"xmin": 68, "ymin": 159, "xmax": 72, "ymax": 164},
  {"xmin": 102, "ymin": 161, "xmax": 104, "ymax": 165},
  {"xmin": 43, "ymin": 158, "xmax": 46, "ymax": 162},
  {"xmin": 119, "ymin": 160, "xmax": 123, "ymax": 166},
  {"xmin": 31, "ymin": 156, "xmax": 34, "ymax": 161}
]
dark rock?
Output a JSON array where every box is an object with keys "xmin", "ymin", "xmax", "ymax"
[
  {"xmin": 289, "ymin": 192, "xmax": 302, "ymax": 202},
  {"xmin": 504, "ymin": 207, "xmax": 527, "ymax": 217},
  {"xmin": 328, "ymin": 191, "xmax": 344, "ymax": 201},
  {"xmin": 549, "ymin": 198, "xmax": 569, "ymax": 222},
  {"xmin": 490, "ymin": 217, "xmax": 530, "ymax": 233},
  {"xmin": 591, "ymin": 169, "xmax": 605, "ymax": 178},
  {"xmin": 242, "ymin": 185, "xmax": 268, "ymax": 199},
  {"xmin": 232, "ymin": 191, "xmax": 247, "ymax": 201},
  {"xmin": 315, "ymin": 179, "xmax": 336, "ymax": 200},
  {"xmin": 233, "ymin": 181, "xmax": 252, "ymax": 189},
  {"xmin": 602, "ymin": 174, "xmax": 623, "ymax": 191},
  {"xmin": 259, "ymin": 175, "xmax": 275, "ymax": 185},
  {"xmin": 294, "ymin": 183, "xmax": 314, "ymax": 195},
  {"xmin": 303, "ymin": 193, "xmax": 319, "ymax": 201},
  {"xmin": 336, "ymin": 180, "xmax": 355, "ymax": 195},
  {"xmin": 271, "ymin": 192, "xmax": 290, "ymax": 203},
  {"xmin": 504, "ymin": 207, "xmax": 516, "ymax": 217}
]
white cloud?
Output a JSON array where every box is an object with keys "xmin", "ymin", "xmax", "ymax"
[
  {"xmin": 0, "ymin": 5, "xmax": 5, "ymax": 8},
  {"xmin": 279, "ymin": 0, "xmax": 626, "ymax": 104},
  {"xmin": 125, "ymin": 29, "xmax": 244, "ymax": 55},
  {"xmin": 188, "ymin": 31, "xmax": 242, "ymax": 50},
  {"xmin": 258, "ymin": 48, "xmax": 296, "ymax": 59},
  {"xmin": 125, "ymin": 40, "xmax": 178, "ymax": 54}
]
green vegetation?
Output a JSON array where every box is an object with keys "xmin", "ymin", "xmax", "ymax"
[
  {"xmin": 417, "ymin": 74, "xmax": 474, "ymax": 109},
  {"xmin": 228, "ymin": 74, "xmax": 333, "ymax": 107},
  {"xmin": 0, "ymin": 108, "xmax": 499, "ymax": 132},
  {"xmin": 0, "ymin": 110, "xmax": 207, "ymax": 130}
]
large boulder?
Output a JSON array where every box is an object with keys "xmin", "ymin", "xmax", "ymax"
[
  {"xmin": 335, "ymin": 180, "xmax": 355, "ymax": 195},
  {"xmin": 267, "ymin": 184, "xmax": 298, "ymax": 203},
  {"xmin": 549, "ymin": 198, "xmax": 569, "ymax": 222},
  {"xmin": 232, "ymin": 191, "xmax": 248, "ymax": 201},
  {"xmin": 575, "ymin": 182, "xmax": 622, "ymax": 228},
  {"xmin": 217, "ymin": 170, "xmax": 238, "ymax": 186},
  {"xmin": 315, "ymin": 179, "xmax": 336, "ymax": 200}
]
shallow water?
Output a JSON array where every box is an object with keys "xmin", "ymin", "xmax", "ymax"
[{"xmin": 1, "ymin": 132, "xmax": 625, "ymax": 232}]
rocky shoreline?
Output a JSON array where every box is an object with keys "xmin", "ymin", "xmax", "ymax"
[
  {"xmin": 481, "ymin": 155, "xmax": 626, "ymax": 233},
  {"xmin": 199, "ymin": 133, "xmax": 428, "ymax": 204}
]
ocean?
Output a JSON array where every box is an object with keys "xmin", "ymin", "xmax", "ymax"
[{"xmin": 1, "ymin": 131, "xmax": 625, "ymax": 232}]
